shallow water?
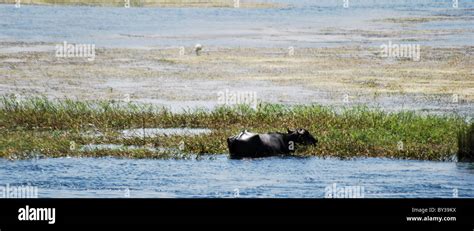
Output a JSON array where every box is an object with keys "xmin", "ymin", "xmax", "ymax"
[
  {"xmin": 1, "ymin": 1, "xmax": 473, "ymax": 115},
  {"xmin": 79, "ymin": 144, "xmax": 169, "ymax": 152},
  {"xmin": 0, "ymin": 156, "xmax": 473, "ymax": 198},
  {"xmin": 0, "ymin": 0, "xmax": 472, "ymax": 48},
  {"xmin": 1, "ymin": 1, "xmax": 473, "ymax": 199},
  {"xmin": 121, "ymin": 127, "xmax": 212, "ymax": 138}
]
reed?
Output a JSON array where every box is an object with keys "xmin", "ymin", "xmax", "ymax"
[{"xmin": 0, "ymin": 95, "xmax": 467, "ymax": 160}]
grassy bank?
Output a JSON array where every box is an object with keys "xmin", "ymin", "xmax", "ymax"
[
  {"xmin": 0, "ymin": 95, "xmax": 469, "ymax": 160},
  {"xmin": 0, "ymin": 0, "xmax": 281, "ymax": 8}
]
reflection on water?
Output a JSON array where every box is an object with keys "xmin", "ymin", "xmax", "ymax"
[
  {"xmin": 456, "ymin": 162, "xmax": 474, "ymax": 173},
  {"xmin": 0, "ymin": 156, "xmax": 473, "ymax": 198}
]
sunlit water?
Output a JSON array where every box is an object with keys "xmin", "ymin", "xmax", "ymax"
[
  {"xmin": 0, "ymin": 1, "xmax": 473, "ymax": 198},
  {"xmin": 0, "ymin": 156, "xmax": 473, "ymax": 198},
  {"xmin": 0, "ymin": 0, "xmax": 472, "ymax": 48}
]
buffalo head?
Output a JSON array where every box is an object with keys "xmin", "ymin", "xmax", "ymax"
[{"xmin": 287, "ymin": 128, "xmax": 318, "ymax": 145}]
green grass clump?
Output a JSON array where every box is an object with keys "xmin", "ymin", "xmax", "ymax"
[{"xmin": 0, "ymin": 95, "xmax": 468, "ymax": 160}]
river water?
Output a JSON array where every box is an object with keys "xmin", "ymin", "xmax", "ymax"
[
  {"xmin": 1, "ymin": 156, "xmax": 474, "ymax": 198},
  {"xmin": 0, "ymin": 0, "xmax": 473, "ymax": 48},
  {"xmin": 0, "ymin": 1, "xmax": 473, "ymax": 198}
]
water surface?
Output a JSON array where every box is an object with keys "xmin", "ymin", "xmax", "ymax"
[
  {"xmin": 1, "ymin": 0, "xmax": 473, "ymax": 199},
  {"xmin": 1, "ymin": 156, "xmax": 473, "ymax": 198},
  {"xmin": 1, "ymin": 0, "xmax": 472, "ymax": 48}
]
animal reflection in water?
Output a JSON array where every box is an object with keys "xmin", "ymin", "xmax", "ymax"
[{"xmin": 227, "ymin": 129, "xmax": 318, "ymax": 159}]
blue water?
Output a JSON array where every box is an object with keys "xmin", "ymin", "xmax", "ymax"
[
  {"xmin": 0, "ymin": 1, "xmax": 473, "ymax": 198},
  {"xmin": 0, "ymin": 156, "xmax": 473, "ymax": 198},
  {"xmin": 0, "ymin": 0, "xmax": 472, "ymax": 47}
]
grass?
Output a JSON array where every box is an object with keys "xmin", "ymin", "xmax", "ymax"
[{"xmin": 0, "ymin": 95, "xmax": 469, "ymax": 160}]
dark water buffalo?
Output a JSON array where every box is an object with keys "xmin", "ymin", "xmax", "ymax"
[{"xmin": 227, "ymin": 128, "xmax": 318, "ymax": 159}]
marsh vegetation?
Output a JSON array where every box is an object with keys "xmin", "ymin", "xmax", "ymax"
[{"xmin": 0, "ymin": 96, "xmax": 469, "ymax": 160}]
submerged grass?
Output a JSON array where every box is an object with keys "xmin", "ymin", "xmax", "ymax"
[{"xmin": 0, "ymin": 95, "xmax": 469, "ymax": 160}]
